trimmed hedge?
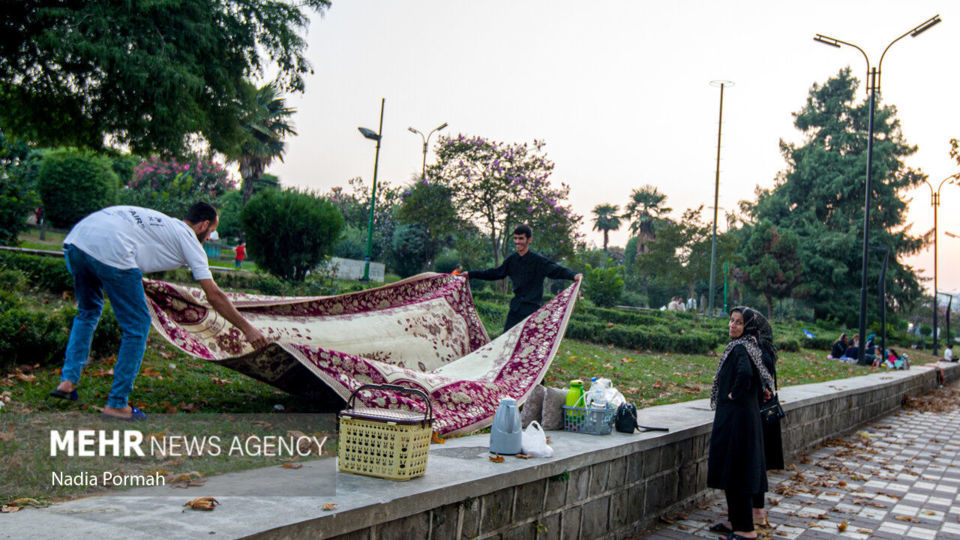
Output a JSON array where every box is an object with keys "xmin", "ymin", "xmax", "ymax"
[
  {"xmin": 565, "ymin": 320, "xmax": 721, "ymax": 354},
  {"xmin": 0, "ymin": 301, "xmax": 123, "ymax": 372},
  {"xmin": 0, "ymin": 251, "xmax": 72, "ymax": 293},
  {"xmin": 0, "ymin": 308, "xmax": 69, "ymax": 369}
]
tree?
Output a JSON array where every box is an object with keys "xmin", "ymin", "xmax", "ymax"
[
  {"xmin": 734, "ymin": 220, "xmax": 802, "ymax": 318},
  {"xmin": 582, "ymin": 262, "xmax": 624, "ymax": 308},
  {"xmin": 241, "ymin": 189, "xmax": 344, "ymax": 281},
  {"xmin": 0, "ymin": 132, "xmax": 39, "ymax": 244},
  {"xmin": 623, "ymin": 186, "xmax": 672, "ymax": 254},
  {"xmin": 326, "ymin": 177, "xmax": 402, "ymax": 262},
  {"xmin": 430, "ymin": 135, "xmax": 581, "ymax": 268},
  {"xmin": 0, "ymin": 1, "xmax": 329, "ymax": 156},
  {"xmin": 750, "ymin": 68, "xmax": 925, "ymax": 325},
  {"xmin": 227, "ymin": 82, "xmax": 297, "ymax": 204},
  {"xmin": 394, "ymin": 178, "xmax": 460, "ymax": 272},
  {"xmin": 591, "ymin": 203, "xmax": 621, "ymax": 252},
  {"xmin": 37, "ymin": 148, "xmax": 118, "ymax": 229},
  {"xmin": 118, "ymin": 156, "xmax": 236, "ymax": 218},
  {"xmin": 390, "ymin": 224, "xmax": 432, "ymax": 278}
]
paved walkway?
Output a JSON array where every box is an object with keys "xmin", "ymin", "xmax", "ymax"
[{"xmin": 645, "ymin": 382, "xmax": 960, "ymax": 540}]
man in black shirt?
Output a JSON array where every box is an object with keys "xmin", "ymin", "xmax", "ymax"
[{"xmin": 462, "ymin": 225, "xmax": 582, "ymax": 331}]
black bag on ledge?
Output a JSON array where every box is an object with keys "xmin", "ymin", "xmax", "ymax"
[{"xmin": 615, "ymin": 402, "xmax": 668, "ymax": 433}]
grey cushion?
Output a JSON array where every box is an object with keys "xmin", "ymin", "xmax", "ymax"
[
  {"xmin": 541, "ymin": 387, "xmax": 567, "ymax": 431},
  {"xmin": 520, "ymin": 385, "xmax": 545, "ymax": 428}
]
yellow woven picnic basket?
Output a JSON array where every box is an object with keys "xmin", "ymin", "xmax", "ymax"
[{"xmin": 337, "ymin": 384, "xmax": 433, "ymax": 481}]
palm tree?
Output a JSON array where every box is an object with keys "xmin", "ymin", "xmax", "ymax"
[
  {"xmin": 591, "ymin": 203, "xmax": 621, "ymax": 252},
  {"xmin": 623, "ymin": 185, "xmax": 671, "ymax": 254},
  {"xmin": 230, "ymin": 82, "xmax": 297, "ymax": 204}
]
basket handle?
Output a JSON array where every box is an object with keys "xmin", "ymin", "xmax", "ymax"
[{"xmin": 347, "ymin": 383, "xmax": 433, "ymax": 423}]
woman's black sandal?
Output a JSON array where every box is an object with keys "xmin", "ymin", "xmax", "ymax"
[{"xmin": 709, "ymin": 522, "xmax": 733, "ymax": 534}]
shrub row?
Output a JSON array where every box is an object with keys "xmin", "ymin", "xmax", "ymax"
[
  {"xmin": 0, "ymin": 251, "xmax": 73, "ymax": 294},
  {"xmin": 565, "ymin": 320, "xmax": 721, "ymax": 354},
  {"xmin": 0, "ymin": 303, "xmax": 121, "ymax": 372}
]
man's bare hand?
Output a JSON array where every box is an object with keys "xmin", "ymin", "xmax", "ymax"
[
  {"xmin": 574, "ymin": 273, "xmax": 583, "ymax": 281},
  {"xmin": 460, "ymin": 271, "xmax": 469, "ymax": 279},
  {"xmin": 244, "ymin": 327, "xmax": 269, "ymax": 349}
]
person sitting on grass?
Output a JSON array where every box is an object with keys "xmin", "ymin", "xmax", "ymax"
[
  {"xmin": 50, "ymin": 203, "xmax": 268, "ymax": 420},
  {"xmin": 864, "ymin": 334, "xmax": 878, "ymax": 366},
  {"xmin": 461, "ymin": 225, "xmax": 582, "ymax": 332},
  {"xmin": 842, "ymin": 334, "xmax": 860, "ymax": 363},
  {"xmin": 830, "ymin": 333, "xmax": 848, "ymax": 360}
]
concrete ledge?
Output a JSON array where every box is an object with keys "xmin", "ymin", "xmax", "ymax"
[
  {"xmin": 261, "ymin": 362, "xmax": 960, "ymax": 539},
  {"xmin": 3, "ymin": 362, "xmax": 955, "ymax": 539}
]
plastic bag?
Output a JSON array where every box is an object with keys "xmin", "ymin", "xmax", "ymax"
[
  {"xmin": 585, "ymin": 377, "xmax": 626, "ymax": 409},
  {"xmin": 520, "ymin": 421, "xmax": 554, "ymax": 457}
]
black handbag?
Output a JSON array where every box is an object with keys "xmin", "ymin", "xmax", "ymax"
[
  {"xmin": 615, "ymin": 402, "xmax": 669, "ymax": 433},
  {"xmin": 760, "ymin": 369, "xmax": 785, "ymax": 425},
  {"xmin": 760, "ymin": 393, "xmax": 785, "ymax": 424}
]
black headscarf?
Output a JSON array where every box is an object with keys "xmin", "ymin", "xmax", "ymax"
[
  {"xmin": 732, "ymin": 305, "xmax": 777, "ymax": 366},
  {"xmin": 710, "ymin": 306, "xmax": 776, "ymax": 409}
]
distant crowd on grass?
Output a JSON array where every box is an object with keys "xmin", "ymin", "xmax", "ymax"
[{"xmin": 828, "ymin": 332, "xmax": 912, "ymax": 369}]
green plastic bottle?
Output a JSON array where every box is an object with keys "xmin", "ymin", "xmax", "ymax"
[{"xmin": 565, "ymin": 379, "xmax": 585, "ymax": 428}]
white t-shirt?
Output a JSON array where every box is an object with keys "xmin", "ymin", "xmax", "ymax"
[{"xmin": 64, "ymin": 206, "xmax": 213, "ymax": 280}]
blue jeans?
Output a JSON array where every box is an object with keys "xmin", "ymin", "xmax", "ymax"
[{"xmin": 62, "ymin": 244, "xmax": 151, "ymax": 409}]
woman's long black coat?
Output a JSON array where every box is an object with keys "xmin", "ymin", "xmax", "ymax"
[
  {"xmin": 707, "ymin": 344, "xmax": 767, "ymax": 494},
  {"xmin": 761, "ymin": 350, "xmax": 785, "ymax": 470}
]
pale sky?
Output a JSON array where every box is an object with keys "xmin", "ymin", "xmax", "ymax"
[{"xmin": 269, "ymin": 1, "xmax": 960, "ymax": 297}]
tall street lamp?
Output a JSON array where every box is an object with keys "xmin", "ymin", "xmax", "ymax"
[
  {"xmin": 708, "ymin": 80, "xmax": 732, "ymax": 318},
  {"xmin": 358, "ymin": 98, "xmax": 385, "ymax": 281},
  {"xmin": 813, "ymin": 14, "xmax": 940, "ymax": 365},
  {"xmin": 920, "ymin": 173, "xmax": 959, "ymax": 355},
  {"xmin": 408, "ymin": 122, "xmax": 448, "ymax": 179}
]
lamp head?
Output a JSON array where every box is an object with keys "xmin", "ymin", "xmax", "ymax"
[
  {"xmin": 358, "ymin": 127, "xmax": 381, "ymax": 141},
  {"xmin": 814, "ymin": 34, "xmax": 842, "ymax": 48},
  {"xmin": 436, "ymin": 122, "xmax": 449, "ymax": 131},
  {"xmin": 407, "ymin": 127, "xmax": 419, "ymax": 134},
  {"xmin": 911, "ymin": 15, "xmax": 941, "ymax": 37}
]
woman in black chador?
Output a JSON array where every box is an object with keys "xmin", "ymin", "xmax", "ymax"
[
  {"xmin": 707, "ymin": 307, "xmax": 775, "ymax": 540},
  {"xmin": 741, "ymin": 307, "xmax": 785, "ymax": 525}
]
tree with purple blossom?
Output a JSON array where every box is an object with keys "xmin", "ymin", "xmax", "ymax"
[{"xmin": 429, "ymin": 135, "xmax": 582, "ymax": 267}]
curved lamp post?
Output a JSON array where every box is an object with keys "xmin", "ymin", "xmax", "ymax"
[
  {"xmin": 358, "ymin": 98, "xmax": 385, "ymax": 281},
  {"xmin": 813, "ymin": 14, "xmax": 940, "ymax": 365},
  {"xmin": 920, "ymin": 173, "xmax": 959, "ymax": 355},
  {"xmin": 407, "ymin": 122, "xmax": 448, "ymax": 179}
]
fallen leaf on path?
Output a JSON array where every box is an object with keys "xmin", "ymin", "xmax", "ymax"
[
  {"xmin": 894, "ymin": 515, "xmax": 920, "ymax": 523},
  {"xmin": 837, "ymin": 520, "xmax": 848, "ymax": 532},
  {"xmin": 1, "ymin": 505, "xmax": 20, "ymax": 513},
  {"xmin": 321, "ymin": 503, "xmax": 337, "ymax": 511},
  {"xmin": 431, "ymin": 432, "xmax": 446, "ymax": 444},
  {"xmin": 281, "ymin": 463, "xmax": 302, "ymax": 469},
  {"xmin": 515, "ymin": 453, "xmax": 533, "ymax": 459},
  {"xmin": 184, "ymin": 497, "xmax": 219, "ymax": 511},
  {"xmin": 489, "ymin": 454, "xmax": 504, "ymax": 463},
  {"xmin": 13, "ymin": 371, "xmax": 35, "ymax": 383}
]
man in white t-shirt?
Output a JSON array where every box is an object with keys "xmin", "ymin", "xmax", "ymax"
[{"xmin": 50, "ymin": 203, "xmax": 268, "ymax": 420}]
